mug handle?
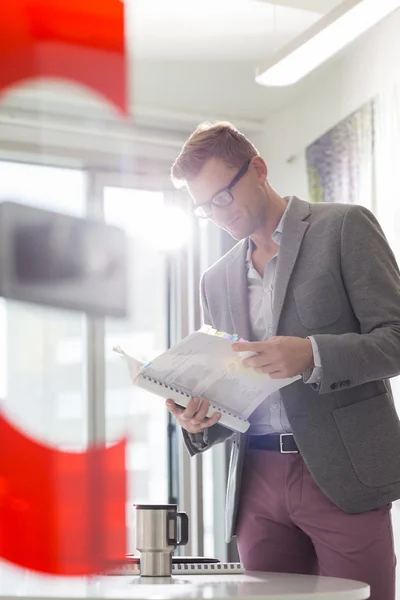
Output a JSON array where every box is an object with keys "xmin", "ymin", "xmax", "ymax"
[
  {"xmin": 167, "ymin": 512, "xmax": 178, "ymax": 546},
  {"xmin": 176, "ymin": 511, "xmax": 189, "ymax": 546}
]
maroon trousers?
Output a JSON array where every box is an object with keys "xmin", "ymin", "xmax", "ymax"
[{"xmin": 236, "ymin": 449, "xmax": 396, "ymax": 600}]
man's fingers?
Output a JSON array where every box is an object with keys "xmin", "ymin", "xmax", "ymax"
[
  {"xmin": 166, "ymin": 399, "xmax": 182, "ymax": 416},
  {"xmin": 178, "ymin": 396, "xmax": 201, "ymax": 420},
  {"xmin": 166, "ymin": 398, "xmax": 221, "ymax": 433},
  {"xmin": 232, "ymin": 342, "xmax": 264, "ymax": 353},
  {"xmin": 255, "ymin": 366, "xmax": 273, "ymax": 374},
  {"xmin": 254, "ymin": 367, "xmax": 285, "ymax": 378},
  {"xmin": 269, "ymin": 370, "xmax": 286, "ymax": 379},
  {"xmin": 190, "ymin": 399, "xmax": 210, "ymax": 424},
  {"xmin": 199, "ymin": 411, "xmax": 221, "ymax": 429},
  {"xmin": 243, "ymin": 353, "xmax": 272, "ymax": 369},
  {"xmin": 166, "ymin": 399, "xmax": 176, "ymax": 409}
]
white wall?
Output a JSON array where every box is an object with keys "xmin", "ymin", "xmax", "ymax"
[{"xmin": 258, "ymin": 10, "xmax": 400, "ymax": 197}]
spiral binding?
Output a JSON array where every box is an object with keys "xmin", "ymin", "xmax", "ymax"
[
  {"xmin": 105, "ymin": 561, "xmax": 244, "ymax": 576},
  {"xmin": 143, "ymin": 375, "xmax": 191, "ymax": 398},
  {"xmin": 141, "ymin": 375, "xmax": 245, "ymax": 423}
]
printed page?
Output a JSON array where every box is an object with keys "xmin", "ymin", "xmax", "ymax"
[
  {"xmin": 141, "ymin": 332, "xmax": 299, "ymax": 419},
  {"xmin": 113, "ymin": 346, "xmax": 144, "ymax": 383}
]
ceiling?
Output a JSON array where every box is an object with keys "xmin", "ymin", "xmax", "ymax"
[
  {"xmin": 129, "ymin": 0, "xmax": 345, "ymax": 61},
  {"xmin": 264, "ymin": 0, "xmax": 342, "ymax": 11},
  {"xmin": 127, "ymin": 0, "xmax": 345, "ymax": 121},
  {"xmin": 129, "ymin": 1, "xmax": 320, "ymax": 61},
  {"xmin": 0, "ymin": 0, "xmax": 347, "ymax": 169}
]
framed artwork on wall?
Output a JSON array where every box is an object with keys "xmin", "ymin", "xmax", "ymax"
[{"xmin": 306, "ymin": 100, "xmax": 375, "ymax": 209}]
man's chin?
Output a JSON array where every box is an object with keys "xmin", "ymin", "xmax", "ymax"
[
  {"xmin": 228, "ymin": 230, "xmax": 247, "ymax": 241},
  {"xmin": 225, "ymin": 223, "xmax": 252, "ymax": 241},
  {"xmin": 222, "ymin": 218, "xmax": 245, "ymax": 240}
]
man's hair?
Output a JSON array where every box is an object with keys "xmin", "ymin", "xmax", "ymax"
[{"xmin": 171, "ymin": 121, "xmax": 259, "ymax": 189}]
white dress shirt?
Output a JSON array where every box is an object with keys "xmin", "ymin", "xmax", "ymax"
[{"xmin": 247, "ymin": 198, "xmax": 322, "ymax": 435}]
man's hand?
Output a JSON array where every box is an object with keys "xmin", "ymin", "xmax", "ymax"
[
  {"xmin": 166, "ymin": 397, "xmax": 221, "ymax": 434},
  {"xmin": 232, "ymin": 336, "xmax": 314, "ymax": 379}
]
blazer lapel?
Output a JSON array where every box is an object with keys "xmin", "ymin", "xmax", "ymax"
[
  {"xmin": 226, "ymin": 240, "xmax": 252, "ymax": 341},
  {"xmin": 271, "ymin": 198, "xmax": 310, "ymax": 336}
]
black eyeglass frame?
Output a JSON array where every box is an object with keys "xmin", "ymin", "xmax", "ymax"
[{"xmin": 192, "ymin": 159, "xmax": 252, "ymax": 219}]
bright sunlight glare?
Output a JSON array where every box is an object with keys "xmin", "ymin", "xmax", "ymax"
[
  {"xmin": 104, "ymin": 187, "xmax": 192, "ymax": 251},
  {"xmin": 153, "ymin": 205, "xmax": 192, "ymax": 251}
]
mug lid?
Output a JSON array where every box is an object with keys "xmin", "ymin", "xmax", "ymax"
[{"xmin": 133, "ymin": 504, "xmax": 177, "ymax": 510}]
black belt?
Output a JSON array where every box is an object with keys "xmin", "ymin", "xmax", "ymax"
[{"xmin": 248, "ymin": 433, "xmax": 299, "ymax": 454}]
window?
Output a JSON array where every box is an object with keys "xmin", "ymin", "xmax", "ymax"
[
  {"xmin": 0, "ymin": 162, "xmax": 87, "ymax": 450},
  {"xmin": 103, "ymin": 186, "xmax": 169, "ymax": 552},
  {"xmin": 0, "ymin": 166, "xmax": 202, "ymax": 574}
]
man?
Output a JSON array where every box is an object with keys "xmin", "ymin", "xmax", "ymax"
[{"xmin": 167, "ymin": 121, "xmax": 400, "ymax": 599}]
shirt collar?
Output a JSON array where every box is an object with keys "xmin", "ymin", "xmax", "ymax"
[{"xmin": 246, "ymin": 197, "xmax": 292, "ymax": 264}]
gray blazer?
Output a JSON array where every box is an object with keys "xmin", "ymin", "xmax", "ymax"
[{"xmin": 183, "ymin": 197, "xmax": 400, "ymax": 543}]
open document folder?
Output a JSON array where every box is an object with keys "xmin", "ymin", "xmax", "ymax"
[{"xmin": 114, "ymin": 327, "xmax": 300, "ymax": 433}]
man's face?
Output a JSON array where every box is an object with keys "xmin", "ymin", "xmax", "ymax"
[{"xmin": 187, "ymin": 156, "xmax": 268, "ymax": 240}]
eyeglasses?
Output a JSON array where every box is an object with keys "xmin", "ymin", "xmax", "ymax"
[{"xmin": 193, "ymin": 160, "xmax": 251, "ymax": 219}]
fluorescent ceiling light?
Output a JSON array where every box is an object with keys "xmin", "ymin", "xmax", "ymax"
[{"xmin": 256, "ymin": 0, "xmax": 400, "ymax": 87}]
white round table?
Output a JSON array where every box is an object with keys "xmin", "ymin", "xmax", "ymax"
[{"xmin": 0, "ymin": 565, "xmax": 370, "ymax": 600}]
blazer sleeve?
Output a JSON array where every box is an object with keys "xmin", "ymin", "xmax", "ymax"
[
  {"xmin": 313, "ymin": 205, "xmax": 400, "ymax": 394},
  {"xmin": 182, "ymin": 272, "xmax": 234, "ymax": 455}
]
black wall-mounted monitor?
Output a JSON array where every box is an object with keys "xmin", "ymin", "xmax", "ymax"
[{"xmin": 0, "ymin": 201, "xmax": 128, "ymax": 317}]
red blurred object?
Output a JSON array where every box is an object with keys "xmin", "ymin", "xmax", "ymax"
[
  {"xmin": 0, "ymin": 412, "xmax": 127, "ymax": 575},
  {"xmin": 0, "ymin": 0, "xmax": 126, "ymax": 112}
]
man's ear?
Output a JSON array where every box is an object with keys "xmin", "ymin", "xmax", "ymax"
[{"xmin": 251, "ymin": 156, "xmax": 268, "ymax": 183}]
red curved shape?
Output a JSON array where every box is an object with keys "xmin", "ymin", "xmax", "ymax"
[
  {"xmin": 0, "ymin": 412, "xmax": 127, "ymax": 575},
  {"xmin": 0, "ymin": 0, "xmax": 126, "ymax": 113}
]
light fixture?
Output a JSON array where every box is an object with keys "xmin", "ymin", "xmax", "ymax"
[{"xmin": 256, "ymin": 0, "xmax": 400, "ymax": 87}]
